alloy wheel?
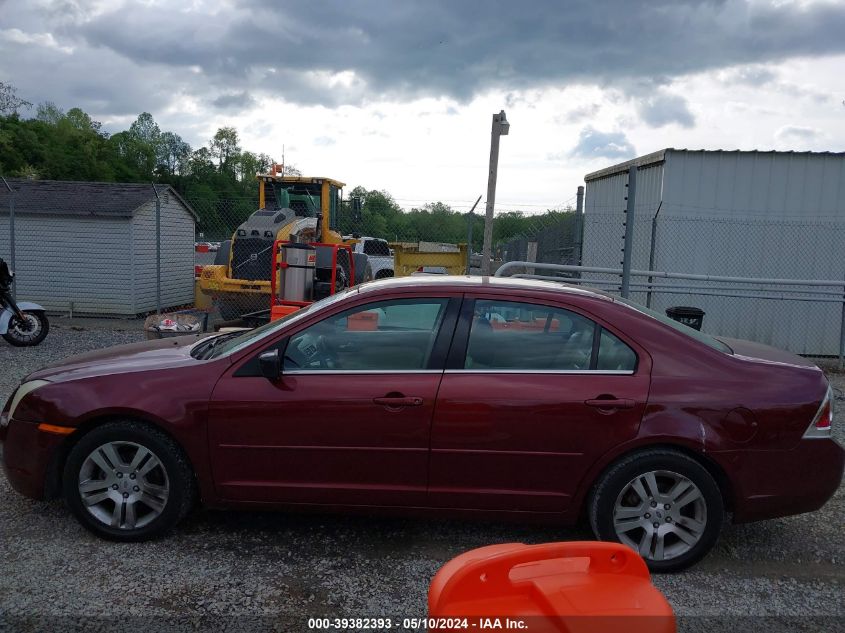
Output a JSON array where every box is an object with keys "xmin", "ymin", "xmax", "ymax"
[
  {"xmin": 77, "ymin": 441, "xmax": 170, "ymax": 530},
  {"xmin": 612, "ymin": 469, "xmax": 707, "ymax": 561}
]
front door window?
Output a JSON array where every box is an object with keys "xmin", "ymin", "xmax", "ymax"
[{"xmin": 284, "ymin": 299, "xmax": 449, "ymax": 371}]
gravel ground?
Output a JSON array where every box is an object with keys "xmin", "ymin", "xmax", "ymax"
[{"xmin": 0, "ymin": 322, "xmax": 843, "ymax": 632}]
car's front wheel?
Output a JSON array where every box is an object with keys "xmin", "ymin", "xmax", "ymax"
[
  {"xmin": 589, "ymin": 448, "xmax": 724, "ymax": 572},
  {"xmin": 63, "ymin": 421, "xmax": 195, "ymax": 541}
]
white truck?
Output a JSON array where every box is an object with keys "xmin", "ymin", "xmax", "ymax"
[{"xmin": 345, "ymin": 236, "xmax": 394, "ymax": 279}]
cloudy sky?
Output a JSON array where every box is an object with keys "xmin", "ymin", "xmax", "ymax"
[{"xmin": 1, "ymin": 0, "xmax": 844, "ymax": 211}]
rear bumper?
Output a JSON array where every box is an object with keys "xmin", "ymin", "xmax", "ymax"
[
  {"xmin": 0, "ymin": 417, "xmax": 65, "ymax": 500},
  {"xmin": 717, "ymin": 438, "xmax": 844, "ymax": 523}
]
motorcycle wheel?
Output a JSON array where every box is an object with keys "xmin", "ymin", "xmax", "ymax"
[{"xmin": 3, "ymin": 310, "xmax": 49, "ymax": 347}]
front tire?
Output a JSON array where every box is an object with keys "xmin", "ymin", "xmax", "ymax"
[
  {"xmin": 2, "ymin": 310, "xmax": 49, "ymax": 346},
  {"xmin": 62, "ymin": 421, "xmax": 195, "ymax": 541},
  {"xmin": 589, "ymin": 448, "xmax": 724, "ymax": 572}
]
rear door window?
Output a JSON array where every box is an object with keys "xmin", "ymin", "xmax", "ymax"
[{"xmin": 462, "ymin": 299, "xmax": 636, "ymax": 372}]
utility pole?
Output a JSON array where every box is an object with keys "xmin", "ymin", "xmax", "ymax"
[{"xmin": 481, "ymin": 110, "xmax": 510, "ymax": 276}]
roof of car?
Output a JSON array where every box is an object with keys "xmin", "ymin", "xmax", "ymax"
[{"xmin": 354, "ymin": 275, "xmax": 614, "ymax": 301}]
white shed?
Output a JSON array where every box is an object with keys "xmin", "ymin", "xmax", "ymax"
[
  {"xmin": 0, "ymin": 180, "xmax": 197, "ymax": 316},
  {"xmin": 582, "ymin": 149, "xmax": 845, "ymax": 356}
]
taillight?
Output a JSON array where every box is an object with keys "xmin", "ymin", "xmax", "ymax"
[
  {"xmin": 817, "ymin": 402, "xmax": 832, "ymax": 430},
  {"xmin": 804, "ymin": 386, "xmax": 833, "ymax": 438}
]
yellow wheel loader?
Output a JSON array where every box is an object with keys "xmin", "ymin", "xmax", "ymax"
[{"xmin": 198, "ymin": 167, "xmax": 372, "ymax": 320}]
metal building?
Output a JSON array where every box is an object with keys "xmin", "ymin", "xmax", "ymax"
[
  {"xmin": 0, "ymin": 180, "xmax": 197, "ymax": 316},
  {"xmin": 582, "ymin": 149, "xmax": 845, "ymax": 356}
]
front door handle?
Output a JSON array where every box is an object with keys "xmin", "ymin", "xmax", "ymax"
[
  {"xmin": 373, "ymin": 396, "xmax": 424, "ymax": 407},
  {"xmin": 584, "ymin": 398, "xmax": 635, "ymax": 410}
]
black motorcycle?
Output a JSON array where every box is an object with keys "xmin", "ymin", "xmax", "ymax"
[{"xmin": 0, "ymin": 258, "xmax": 49, "ymax": 346}]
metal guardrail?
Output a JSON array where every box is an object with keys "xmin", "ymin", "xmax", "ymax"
[{"xmin": 495, "ymin": 261, "xmax": 845, "ymax": 367}]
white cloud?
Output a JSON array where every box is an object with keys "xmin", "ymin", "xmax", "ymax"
[
  {"xmin": 1, "ymin": 1, "xmax": 844, "ymax": 213},
  {"xmin": 569, "ymin": 127, "xmax": 637, "ymax": 160},
  {"xmin": 0, "ymin": 28, "xmax": 73, "ymax": 54},
  {"xmin": 637, "ymin": 92, "xmax": 696, "ymax": 128}
]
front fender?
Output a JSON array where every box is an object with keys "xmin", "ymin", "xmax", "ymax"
[{"xmin": 0, "ymin": 301, "xmax": 45, "ymax": 333}]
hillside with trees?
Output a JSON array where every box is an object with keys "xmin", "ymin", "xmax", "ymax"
[{"xmin": 0, "ymin": 81, "xmax": 573, "ymax": 249}]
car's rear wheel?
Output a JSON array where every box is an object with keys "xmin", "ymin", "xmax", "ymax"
[
  {"xmin": 589, "ymin": 448, "xmax": 724, "ymax": 572},
  {"xmin": 63, "ymin": 421, "xmax": 195, "ymax": 541}
]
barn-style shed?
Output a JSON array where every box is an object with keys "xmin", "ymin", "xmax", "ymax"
[{"xmin": 0, "ymin": 179, "xmax": 196, "ymax": 316}]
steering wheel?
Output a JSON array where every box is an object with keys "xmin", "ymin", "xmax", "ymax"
[
  {"xmin": 313, "ymin": 335, "xmax": 337, "ymax": 369},
  {"xmin": 288, "ymin": 332, "xmax": 337, "ymax": 369}
]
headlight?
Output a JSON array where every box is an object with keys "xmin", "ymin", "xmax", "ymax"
[{"xmin": 7, "ymin": 380, "xmax": 50, "ymax": 422}]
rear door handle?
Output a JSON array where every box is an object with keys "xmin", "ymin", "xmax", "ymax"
[
  {"xmin": 584, "ymin": 398, "xmax": 635, "ymax": 410},
  {"xmin": 373, "ymin": 396, "xmax": 424, "ymax": 407}
]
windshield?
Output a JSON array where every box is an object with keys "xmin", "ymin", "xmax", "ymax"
[
  {"xmin": 195, "ymin": 288, "xmax": 359, "ymax": 360},
  {"xmin": 614, "ymin": 297, "xmax": 733, "ymax": 354}
]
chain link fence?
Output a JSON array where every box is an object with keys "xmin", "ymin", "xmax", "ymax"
[
  {"xmin": 497, "ymin": 211, "xmax": 581, "ymax": 273},
  {"xmin": 7, "ymin": 173, "xmax": 840, "ymax": 358},
  {"xmin": 0, "ymin": 177, "xmax": 583, "ymax": 323},
  {"xmin": 576, "ymin": 207, "xmax": 845, "ymax": 359}
]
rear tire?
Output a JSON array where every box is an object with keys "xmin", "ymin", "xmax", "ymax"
[
  {"xmin": 589, "ymin": 448, "xmax": 723, "ymax": 572},
  {"xmin": 62, "ymin": 420, "xmax": 195, "ymax": 541}
]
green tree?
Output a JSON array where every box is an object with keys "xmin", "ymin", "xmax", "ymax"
[
  {"xmin": 35, "ymin": 101, "xmax": 64, "ymax": 124},
  {"xmin": 210, "ymin": 126, "xmax": 240, "ymax": 174}
]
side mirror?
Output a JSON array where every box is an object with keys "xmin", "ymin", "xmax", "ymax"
[{"xmin": 258, "ymin": 349, "xmax": 281, "ymax": 380}]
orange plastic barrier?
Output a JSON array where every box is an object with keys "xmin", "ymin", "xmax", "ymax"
[
  {"xmin": 489, "ymin": 318, "xmax": 560, "ymax": 332},
  {"xmin": 347, "ymin": 311, "xmax": 379, "ymax": 331},
  {"xmin": 429, "ymin": 542, "xmax": 675, "ymax": 633},
  {"xmin": 270, "ymin": 304, "xmax": 300, "ymax": 321}
]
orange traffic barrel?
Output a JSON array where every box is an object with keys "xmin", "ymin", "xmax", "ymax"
[{"xmin": 429, "ymin": 541, "xmax": 675, "ymax": 633}]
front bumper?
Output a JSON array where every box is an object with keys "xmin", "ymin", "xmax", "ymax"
[
  {"xmin": 718, "ymin": 438, "xmax": 845, "ymax": 523},
  {"xmin": 0, "ymin": 417, "xmax": 67, "ymax": 500}
]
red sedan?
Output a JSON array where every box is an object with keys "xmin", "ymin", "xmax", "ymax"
[{"xmin": 1, "ymin": 277, "xmax": 842, "ymax": 571}]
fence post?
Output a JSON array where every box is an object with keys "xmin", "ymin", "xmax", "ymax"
[
  {"xmin": 466, "ymin": 195, "xmax": 481, "ymax": 274},
  {"xmin": 1, "ymin": 178, "xmax": 15, "ymax": 301},
  {"xmin": 646, "ymin": 201, "xmax": 662, "ymax": 308},
  {"xmin": 840, "ymin": 292, "xmax": 845, "ymax": 370},
  {"xmin": 152, "ymin": 184, "xmax": 161, "ymax": 315},
  {"xmin": 526, "ymin": 241, "xmax": 538, "ymax": 275},
  {"xmin": 620, "ymin": 166, "xmax": 637, "ymax": 298},
  {"xmin": 575, "ymin": 185, "xmax": 584, "ymax": 267}
]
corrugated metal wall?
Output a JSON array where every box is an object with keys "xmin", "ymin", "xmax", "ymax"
[
  {"xmin": 0, "ymin": 213, "xmax": 134, "ymax": 314},
  {"xmin": 131, "ymin": 195, "xmax": 196, "ymax": 312},
  {"xmin": 583, "ymin": 151, "xmax": 845, "ymax": 356},
  {"xmin": 662, "ymin": 151, "xmax": 845, "ymax": 219}
]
